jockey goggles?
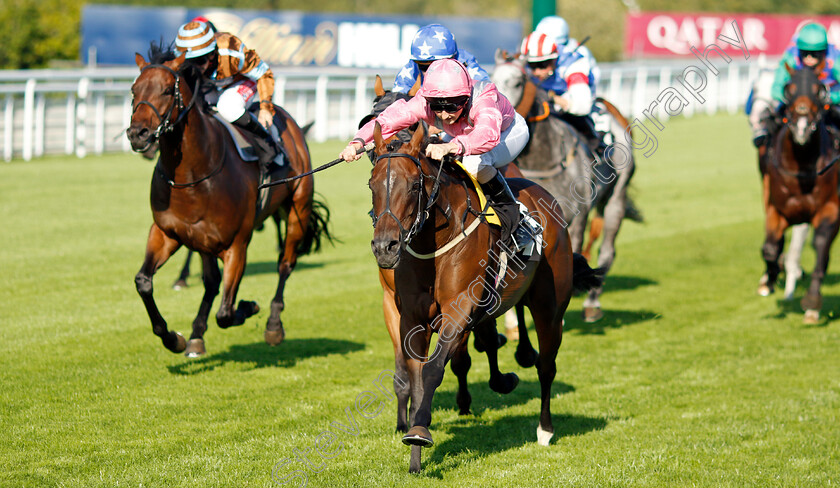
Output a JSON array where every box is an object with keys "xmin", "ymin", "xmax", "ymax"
[
  {"xmin": 416, "ymin": 61, "xmax": 433, "ymax": 72},
  {"xmin": 800, "ymin": 49, "xmax": 827, "ymax": 60},
  {"xmin": 528, "ymin": 58, "xmax": 555, "ymax": 70},
  {"xmin": 427, "ymin": 96, "xmax": 470, "ymax": 113}
]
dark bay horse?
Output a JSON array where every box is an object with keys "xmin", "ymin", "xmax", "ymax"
[
  {"xmin": 757, "ymin": 61, "xmax": 840, "ymax": 323},
  {"xmin": 367, "ymin": 122, "xmax": 603, "ymax": 472},
  {"xmin": 492, "ymin": 49, "xmax": 638, "ymax": 322},
  {"xmin": 126, "ymin": 43, "xmax": 331, "ymax": 356}
]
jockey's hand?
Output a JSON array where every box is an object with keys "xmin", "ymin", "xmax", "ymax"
[
  {"xmin": 340, "ymin": 141, "xmax": 364, "ymax": 162},
  {"xmin": 425, "ymin": 142, "xmax": 460, "ymax": 161},
  {"xmin": 552, "ymin": 94, "xmax": 570, "ymax": 112},
  {"xmin": 258, "ymin": 107, "xmax": 273, "ymax": 129},
  {"xmin": 428, "ymin": 126, "xmax": 444, "ymax": 136}
]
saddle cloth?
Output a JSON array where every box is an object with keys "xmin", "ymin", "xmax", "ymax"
[{"xmin": 451, "ymin": 160, "xmax": 501, "ymax": 227}]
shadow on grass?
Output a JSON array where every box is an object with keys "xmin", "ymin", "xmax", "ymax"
[
  {"xmin": 167, "ymin": 338, "xmax": 365, "ymax": 375},
  {"xmin": 244, "ymin": 260, "xmax": 324, "ymax": 277},
  {"xmin": 765, "ymin": 294, "xmax": 838, "ymax": 327},
  {"xmin": 421, "ymin": 411, "xmax": 608, "ymax": 478},
  {"xmin": 564, "ymin": 308, "xmax": 661, "ymax": 335},
  {"xmin": 433, "ymin": 379, "xmax": 575, "ymax": 418},
  {"xmin": 601, "ymin": 274, "xmax": 658, "ymax": 293}
]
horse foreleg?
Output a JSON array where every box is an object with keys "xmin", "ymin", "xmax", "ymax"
[
  {"xmin": 184, "ymin": 253, "xmax": 221, "ymax": 357},
  {"xmin": 135, "ymin": 224, "xmax": 185, "ymax": 353},
  {"xmin": 449, "ymin": 335, "xmax": 472, "ymax": 415},
  {"xmin": 802, "ymin": 215, "xmax": 840, "ymax": 323},
  {"xmin": 759, "ymin": 207, "xmax": 788, "ymax": 296},
  {"xmin": 381, "ymin": 275, "xmax": 410, "ymax": 432},
  {"xmin": 784, "ymin": 223, "xmax": 809, "ymax": 301},
  {"xmin": 583, "ymin": 183, "xmax": 627, "ymax": 322},
  {"xmin": 216, "ymin": 240, "xmax": 255, "ymax": 329}
]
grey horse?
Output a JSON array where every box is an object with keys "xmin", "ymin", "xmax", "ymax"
[{"xmin": 492, "ymin": 49, "xmax": 639, "ymax": 322}]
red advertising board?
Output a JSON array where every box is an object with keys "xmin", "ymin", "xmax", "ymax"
[{"xmin": 625, "ymin": 12, "xmax": 840, "ymax": 58}]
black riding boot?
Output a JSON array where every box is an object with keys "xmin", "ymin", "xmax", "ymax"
[
  {"xmin": 480, "ymin": 172, "xmax": 522, "ymax": 249},
  {"xmin": 232, "ymin": 112, "xmax": 279, "ymax": 176}
]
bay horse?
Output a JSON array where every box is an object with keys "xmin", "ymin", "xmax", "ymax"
[
  {"xmin": 492, "ymin": 49, "xmax": 638, "ymax": 322},
  {"xmin": 368, "ymin": 122, "xmax": 603, "ymax": 473},
  {"xmin": 757, "ymin": 61, "xmax": 840, "ymax": 323},
  {"xmin": 126, "ymin": 43, "xmax": 331, "ymax": 356},
  {"xmin": 362, "ymin": 76, "xmax": 534, "ymax": 436}
]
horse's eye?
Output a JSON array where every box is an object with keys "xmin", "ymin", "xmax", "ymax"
[
  {"xmin": 410, "ymin": 181, "xmax": 422, "ymax": 193},
  {"xmin": 164, "ymin": 87, "xmax": 175, "ymax": 96}
]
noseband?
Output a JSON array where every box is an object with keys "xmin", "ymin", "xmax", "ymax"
[
  {"xmin": 371, "ymin": 152, "xmax": 442, "ymax": 248},
  {"xmin": 132, "ymin": 63, "xmax": 198, "ymax": 151}
]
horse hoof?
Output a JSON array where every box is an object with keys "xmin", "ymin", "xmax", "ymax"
[
  {"xmin": 165, "ymin": 332, "xmax": 187, "ymax": 353},
  {"xmin": 803, "ymin": 309, "xmax": 820, "ymax": 325},
  {"xmin": 265, "ymin": 327, "xmax": 285, "ymax": 346},
  {"xmin": 515, "ymin": 347, "xmax": 538, "ymax": 368},
  {"xmin": 185, "ymin": 338, "xmax": 206, "ymax": 357},
  {"xmin": 402, "ymin": 426, "xmax": 433, "ymax": 447},
  {"xmin": 496, "ymin": 333, "xmax": 508, "ymax": 349},
  {"xmin": 489, "ymin": 372, "xmax": 519, "ymax": 394},
  {"xmin": 757, "ymin": 285, "xmax": 773, "ymax": 297},
  {"xmin": 172, "ymin": 279, "xmax": 188, "ymax": 290},
  {"xmin": 536, "ymin": 424, "xmax": 554, "ymax": 446},
  {"xmin": 583, "ymin": 307, "xmax": 604, "ymax": 323}
]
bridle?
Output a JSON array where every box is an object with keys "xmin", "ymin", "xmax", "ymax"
[
  {"xmin": 131, "ymin": 63, "xmax": 199, "ymax": 152},
  {"xmin": 371, "ymin": 151, "xmax": 443, "ymax": 248}
]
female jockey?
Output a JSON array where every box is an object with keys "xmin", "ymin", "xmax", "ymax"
[
  {"xmin": 392, "ymin": 24, "xmax": 491, "ymax": 94},
  {"xmin": 174, "ymin": 20, "xmax": 281, "ymax": 172},
  {"xmin": 342, "ymin": 58, "xmax": 530, "ymax": 248}
]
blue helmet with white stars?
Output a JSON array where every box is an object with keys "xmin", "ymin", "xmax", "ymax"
[{"xmin": 410, "ymin": 24, "xmax": 458, "ymax": 61}]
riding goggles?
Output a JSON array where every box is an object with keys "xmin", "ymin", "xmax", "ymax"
[
  {"xmin": 528, "ymin": 59, "xmax": 555, "ymax": 71},
  {"xmin": 427, "ymin": 96, "xmax": 470, "ymax": 113},
  {"xmin": 416, "ymin": 61, "xmax": 432, "ymax": 73},
  {"xmin": 800, "ymin": 49, "xmax": 827, "ymax": 61}
]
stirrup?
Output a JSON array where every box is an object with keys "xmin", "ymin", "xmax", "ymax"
[{"xmin": 511, "ymin": 202, "xmax": 543, "ymax": 256}]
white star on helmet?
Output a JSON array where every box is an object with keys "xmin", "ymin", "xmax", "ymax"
[
  {"xmin": 432, "ymin": 30, "xmax": 448, "ymax": 44},
  {"xmin": 418, "ymin": 41, "xmax": 433, "ymax": 57}
]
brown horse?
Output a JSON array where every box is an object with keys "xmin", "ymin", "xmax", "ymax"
[
  {"xmin": 126, "ymin": 43, "xmax": 331, "ymax": 356},
  {"xmin": 367, "ymin": 122, "xmax": 603, "ymax": 472},
  {"xmin": 757, "ymin": 61, "xmax": 840, "ymax": 323}
]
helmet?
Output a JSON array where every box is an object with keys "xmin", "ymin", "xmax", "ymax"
[
  {"xmin": 422, "ymin": 59, "xmax": 472, "ymax": 98},
  {"xmin": 535, "ymin": 16, "xmax": 570, "ymax": 47},
  {"xmin": 520, "ymin": 33, "xmax": 559, "ymax": 62},
  {"xmin": 174, "ymin": 21, "xmax": 217, "ymax": 59},
  {"xmin": 797, "ymin": 23, "xmax": 828, "ymax": 52},
  {"xmin": 410, "ymin": 24, "xmax": 459, "ymax": 61}
]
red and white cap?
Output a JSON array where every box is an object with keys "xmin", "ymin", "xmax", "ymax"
[{"xmin": 520, "ymin": 33, "xmax": 559, "ymax": 62}]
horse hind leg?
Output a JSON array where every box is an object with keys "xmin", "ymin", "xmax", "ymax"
[
  {"xmin": 185, "ymin": 253, "xmax": 222, "ymax": 357},
  {"xmin": 530, "ymin": 302, "xmax": 563, "ymax": 446},
  {"xmin": 135, "ymin": 225, "xmax": 186, "ymax": 353},
  {"xmin": 172, "ymin": 249, "xmax": 194, "ymax": 290},
  {"xmin": 449, "ymin": 336, "xmax": 472, "ymax": 415},
  {"xmin": 513, "ymin": 302, "xmax": 538, "ymax": 368},
  {"xmin": 583, "ymin": 187, "xmax": 626, "ymax": 322},
  {"xmin": 474, "ymin": 319, "xmax": 519, "ymax": 394},
  {"xmin": 802, "ymin": 219, "xmax": 840, "ymax": 323}
]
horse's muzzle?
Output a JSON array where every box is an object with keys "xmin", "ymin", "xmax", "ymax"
[
  {"xmin": 126, "ymin": 124, "xmax": 154, "ymax": 152},
  {"xmin": 371, "ymin": 238, "xmax": 401, "ymax": 269}
]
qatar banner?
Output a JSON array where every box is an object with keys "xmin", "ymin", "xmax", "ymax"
[
  {"xmin": 625, "ymin": 12, "xmax": 840, "ymax": 58},
  {"xmin": 81, "ymin": 5, "xmax": 521, "ymax": 68}
]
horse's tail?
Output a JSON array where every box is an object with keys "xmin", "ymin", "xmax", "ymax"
[
  {"xmin": 572, "ymin": 253, "xmax": 606, "ymax": 293},
  {"xmin": 296, "ymin": 195, "xmax": 337, "ymax": 255}
]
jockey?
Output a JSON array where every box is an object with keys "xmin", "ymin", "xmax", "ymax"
[
  {"xmin": 174, "ymin": 20, "xmax": 282, "ymax": 173},
  {"xmin": 753, "ymin": 22, "xmax": 840, "ymax": 147},
  {"xmin": 342, "ymin": 59, "xmax": 532, "ymax": 249},
  {"xmin": 520, "ymin": 32, "xmax": 609, "ymax": 168},
  {"xmin": 534, "ymin": 16, "xmax": 601, "ymax": 88},
  {"xmin": 392, "ymin": 23, "xmax": 491, "ymax": 95}
]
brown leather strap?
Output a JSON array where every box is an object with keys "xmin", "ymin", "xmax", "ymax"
[{"xmin": 515, "ymin": 80, "xmax": 537, "ymax": 118}]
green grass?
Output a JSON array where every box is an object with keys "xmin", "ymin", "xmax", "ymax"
[{"xmin": 1, "ymin": 113, "xmax": 839, "ymax": 487}]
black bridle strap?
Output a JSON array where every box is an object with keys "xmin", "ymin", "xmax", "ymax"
[{"xmin": 132, "ymin": 63, "xmax": 199, "ymax": 144}]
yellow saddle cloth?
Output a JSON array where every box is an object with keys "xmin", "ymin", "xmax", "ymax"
[{"xmin": 452, "ymin": 160, "xmax": 501, "ymax": 227}]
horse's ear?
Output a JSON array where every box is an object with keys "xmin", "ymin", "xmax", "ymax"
[
  {"xmin": 373, "ymin": 121, "xmax": 386, "ymax": 154},
  {"xmin": 135, "ymin": 53, "xmax": 148, "ymax": 70},
  {"xmin": 785, "ymin": 62, "xmax": 795, "ymax": 76},
  {"xmin": 408, "ymin": 122, "xmax": 426, "ymax": 155},
  {"xmin": 495, "ymin": 48, "xmax": 507, "ymax": 64},
  {"xmin": 408, "ymin": 75, "xmax": 422, "ymax": 97},
  {"xmin": 815, "ymin": 57, "xmax": 826, "ymax": 74},
  {"xmin": 170, "ymin": 52, "xmax": 186, "ymax": 70},
  {"xmin": 374, "ymin": 75, "xmax": 386, "ymax": 97}
]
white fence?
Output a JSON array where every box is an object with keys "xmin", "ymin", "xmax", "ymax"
[{"xmin": 0, "ymin": 58, "xmax": 768, "ymax": 162}]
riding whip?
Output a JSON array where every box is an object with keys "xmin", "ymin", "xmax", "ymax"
[{"xmin": 258, "ymin": 142, "xmax": 375, "ymax": 189}]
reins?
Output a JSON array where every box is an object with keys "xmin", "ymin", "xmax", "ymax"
[{"xmin": 135, "ymin": 63, "xmax": 225, "ymax": 188}]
